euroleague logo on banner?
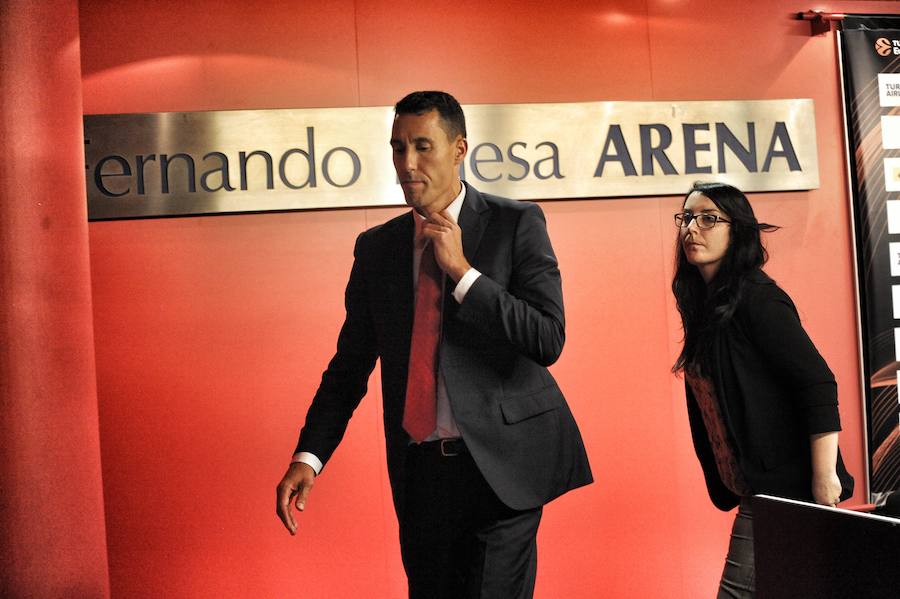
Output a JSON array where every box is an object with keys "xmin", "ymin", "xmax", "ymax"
[{"xmin": 875, "ymin": 37, "xmax": 900, "ymax": 56}]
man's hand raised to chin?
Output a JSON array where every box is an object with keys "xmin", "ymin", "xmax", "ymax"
[{"xmin": 422, "ymin": 209, "xmax": 470, "ymax": 283}]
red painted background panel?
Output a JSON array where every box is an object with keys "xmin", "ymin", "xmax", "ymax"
[
  {"xmin": 1, "ymin": 1, "xmax": 109, "ymax": 596},
  {"xmin": 79, "ymin": 1, "xmax": 898, "ymax": 597},
  {"xmin": 80, "ymin": 0, "xmax": 361, "ymax": 113},
  {"xmin": 355, "ymin": 0, "xmax": 654, "ymax": 105}
]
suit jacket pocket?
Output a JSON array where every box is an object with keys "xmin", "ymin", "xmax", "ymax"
[{"xmin": 500, "ymin": 385, "xmax": 565, "ymax": 424}]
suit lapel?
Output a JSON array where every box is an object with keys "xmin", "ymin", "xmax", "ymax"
[
  {"xmin": 397, "ymin": 210, "xmax": 416, "ymax": 315},
  {"xmin": 442, "ymin": 184, "xmax": 490, "ymax": 313},
  {"xmin": 457, "ymin": 184, "xmax": 490, "ymax": 263},
  {"xmin": 380, "ymin": 211, "xmax": 415, "ymax": 348}
]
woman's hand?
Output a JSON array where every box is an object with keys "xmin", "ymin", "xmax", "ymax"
[
  {"xmin": 810, "ymin": 431, "xmax": 841, "ymax": 506},
  {"xmin": 811, "ymin": 470, "xmax": 842, "ymax": 507}
]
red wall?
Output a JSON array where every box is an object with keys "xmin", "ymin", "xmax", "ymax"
[
  {"xmin": 1, "ymin": 1, "xmax": 110, "ymax": 596},
  {"xmin": 79, "ymin": 1, "xmax": 896, "ymax": 597}
]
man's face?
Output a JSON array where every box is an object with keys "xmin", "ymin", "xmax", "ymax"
[{"xmin": 390, "ymin": 110, "xmax": 467, "ymax": 215}]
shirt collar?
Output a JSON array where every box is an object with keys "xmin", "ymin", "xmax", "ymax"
[{"xmin": 445, "ymin": 181, "xmax": 466, "ymax": 223}]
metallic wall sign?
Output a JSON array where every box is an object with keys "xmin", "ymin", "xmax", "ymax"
[{"xmin": 84, "ymin": 100, "xmax": 819, "ymax": 220}]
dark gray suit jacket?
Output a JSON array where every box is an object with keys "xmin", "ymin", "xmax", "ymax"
[{"xmin": 295, "ymin": 184, "xmax": 592, "ymax": 517}]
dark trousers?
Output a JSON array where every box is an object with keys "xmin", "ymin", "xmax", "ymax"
[
  {"xmin": 399, "ymin": 441, "xmax": 542, "ymax": 599},
  {"xmin": 718, "ymin": 497, "xmax": 755, "ymax": 598}
]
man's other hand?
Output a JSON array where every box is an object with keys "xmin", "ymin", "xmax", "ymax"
[{"xmin": 275, "ymin": 462, "xmax": 316, "ymax": 535}]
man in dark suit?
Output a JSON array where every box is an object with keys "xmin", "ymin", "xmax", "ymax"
[{"xmin": 276, "ymin": 91, "xmax": 592, "ymax": 599}]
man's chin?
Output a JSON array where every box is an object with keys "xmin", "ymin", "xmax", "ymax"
[{"xmin": 403, "ymin": 195, "xmax": 426, "ymax": 210}]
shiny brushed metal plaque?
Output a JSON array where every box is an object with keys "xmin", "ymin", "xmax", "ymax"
[{"xmin": 84, "ymin": 100, "xmax": 819, "ymax": 220}]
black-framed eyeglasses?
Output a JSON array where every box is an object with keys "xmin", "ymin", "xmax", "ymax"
[{"xmin": 674, "ymin": 212, "xmax": 731, "ymax": 230}]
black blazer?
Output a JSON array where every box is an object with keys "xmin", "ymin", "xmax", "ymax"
[
  {"xmin": 296, "ymin": 184, "xmax": 592, "ymax": 516},
  {"xmin": 686, "ymin": 270, "xmax": 854, "ymax": 511}
]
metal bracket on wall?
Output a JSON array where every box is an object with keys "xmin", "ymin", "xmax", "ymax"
[{"xmin": 797, "ymin": 10, "xmax": 846, "ymax": 36}]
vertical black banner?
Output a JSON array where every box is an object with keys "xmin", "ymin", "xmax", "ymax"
[{"xmin": 841, "ymin": 16, "xmax": 900, "ymax": 498}]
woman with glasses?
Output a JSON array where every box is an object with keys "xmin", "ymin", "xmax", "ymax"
[{"xmin": 671, "ymin": 182, "xmax": 854, "ymax": 598}]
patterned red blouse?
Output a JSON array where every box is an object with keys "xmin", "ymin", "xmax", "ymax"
[{"xmin": 685, "ymin": 368, "xmax": 752, "ymax": 496}]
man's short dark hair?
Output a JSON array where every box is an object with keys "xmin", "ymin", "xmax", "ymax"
[{"xmin": 394, "ymin": 91, "xmax": 467, "ymax": 140}]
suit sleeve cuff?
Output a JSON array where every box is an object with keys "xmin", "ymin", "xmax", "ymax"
[
  {"xmin": 292, "ymin": 451, "xmax": 323, "ymax": 475},
  {"xmin": 452, "ymin": 268, "xmax": 481, "ymax": 304}
]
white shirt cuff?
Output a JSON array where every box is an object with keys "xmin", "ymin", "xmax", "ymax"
[
  {"xmin": 452, "ymin": 268, "xmax": 481, "ymax": 303},
  {"xmin": 292, "ymin": 451, "xmax": 323, "ymax": 475}
]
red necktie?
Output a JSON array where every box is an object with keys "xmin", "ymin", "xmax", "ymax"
[{"xmin": 403, "ymin": 229, "xmax": 442, "ymax": 443}]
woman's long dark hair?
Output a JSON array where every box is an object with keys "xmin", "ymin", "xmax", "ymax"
[{"xmin": 672, "ymin": 182, "xmax": 778, "ymax": 373}]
